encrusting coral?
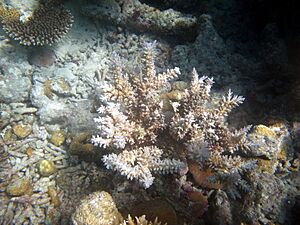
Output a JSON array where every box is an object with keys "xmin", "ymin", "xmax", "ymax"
[
  {"xmin": 0, "ymin": 1, "xmax": 73, "ymax": 46},
  {"xmin": 92, "ymin": 42, "xmax": 255, "ymax": 190}
]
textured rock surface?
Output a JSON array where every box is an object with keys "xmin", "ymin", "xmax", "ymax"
[
  {"xmin": 0, "ymin": 74, "xmax": 31, "ymax": 103},
  {"xmin": 28, "ymin": 47, "xmax": 56, "ymax": 67},
  {"xmin": 241, "ymin": 172, "xmax": 299, "ymax": 224},
  {"xmin": 171, "ymin": 14, "xmax": 260, "ymax": 89}
]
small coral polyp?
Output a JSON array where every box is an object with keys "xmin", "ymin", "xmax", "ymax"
[{"xmin": 92, "ymin": 42, "xmax": 250, "ymax": 189}]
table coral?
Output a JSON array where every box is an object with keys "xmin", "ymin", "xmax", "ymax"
[{"xmin": 0, "ymin": 1, "xmax": 73, "ymax": 46}]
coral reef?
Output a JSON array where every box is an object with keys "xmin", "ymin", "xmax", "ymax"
[
  {"xmin": 92, "ymin": 42, "xmax": 253, "ymax": 190},
  {"xmin": 0, "ymin": 1, "xmax": 73, "ymax": 46},
  {"xmin": 0, "ymin": 0, "xmax": 299, "ymax": 223}
]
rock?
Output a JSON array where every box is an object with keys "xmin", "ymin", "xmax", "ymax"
[
  {"xmin": 37, "ymin": 101, "xmax": 70, "ymax": 125},
  {"xmin": 170, "ymin": 14, "xmax": 259, "ymax": 87},
  {"xmin": 51, "ymin": 68, "xmax": 78, "ymax": 97},
  {"xmin": 53, "ymin": 68, "xmax": 77, "ymax": 84},
  {"xmin": 37, "ymin": 159, "xmax": 56, "ymax": 177},
  {"xmin": 6, "ymin": 178, "xmax": 33, "ymax": 196},
  {"xmin": 67, "ymin": 100, "xmax": 96, "ymax": 133},
  {"xmin": 246, "ymin": 125, "xmax": 279, "ymax": 159},
  {"xmin": 241, "ymin": 172, "xmax": 298, "ymax": 224},
  {"xmin": 260, "ymin": 23, "xmax": 288, "ymax": 67},
  {"xmin": 72, "ymin": 191, "xmax": 123, "ymax": 225},
  {"xmin": 51, "ymin": 78, "xmax": 73, "ymax": 97},
  {"xmin": 205, "ymin": 190, "xmax": 232, "ymax": 225},
  {"xmin": 28, "ymin": 47, "xmax": 56, "ymax": 67},
  {"xmin": 247, "ymin": 123, "xmax": 293, "ymax": 161},
  {"xmin": 0, "ymin": 74, "xmax": 31, "ymax": 103}
]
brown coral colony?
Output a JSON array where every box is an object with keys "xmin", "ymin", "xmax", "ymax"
[{"xmin": 0, "ymin": 3, "xmax": 73, "ymax": 46}]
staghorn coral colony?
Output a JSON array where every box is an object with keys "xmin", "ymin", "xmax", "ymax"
[
  {"xmin": 0, "ymin": 0, "xmax": 73, "ymax": 46},
  {"xmin": 92, "ymin": 42, "xmax": 254, "ymax": 191}
]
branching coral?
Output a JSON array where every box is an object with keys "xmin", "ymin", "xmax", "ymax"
[
  {"xmin": 102, "ymin": 146, "xmax": 185, "ymax": 188},
  {"xmin": 168, "ymin": 69, "xmax": 255, "ymax": 197},
  {"xmin": 92, "ymin": 42, "xmax": 184, "ymax": 188},
  {"xmin": 121, "ymin": 215, "xmax": 165, "ymax": 225},
  {"xmin": 0, "ymin": 1, "xmax": 73, "ymax": 46},
  {"xmin": 92, "ymin": 42, "xmax": 254, "ymax": 189}
]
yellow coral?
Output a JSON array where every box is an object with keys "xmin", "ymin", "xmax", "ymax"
[
  {"xmin": 0, "ymin": 6, "xmax": 19, "ymax": 23},
  {"xmin": 252, "ymin": 125, "xmax": 276, "ymax": 139}
]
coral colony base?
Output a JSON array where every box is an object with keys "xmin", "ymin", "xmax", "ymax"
[{"xmin": 92, "ymin": 42, "xmax": 255, "ymax": 192}]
